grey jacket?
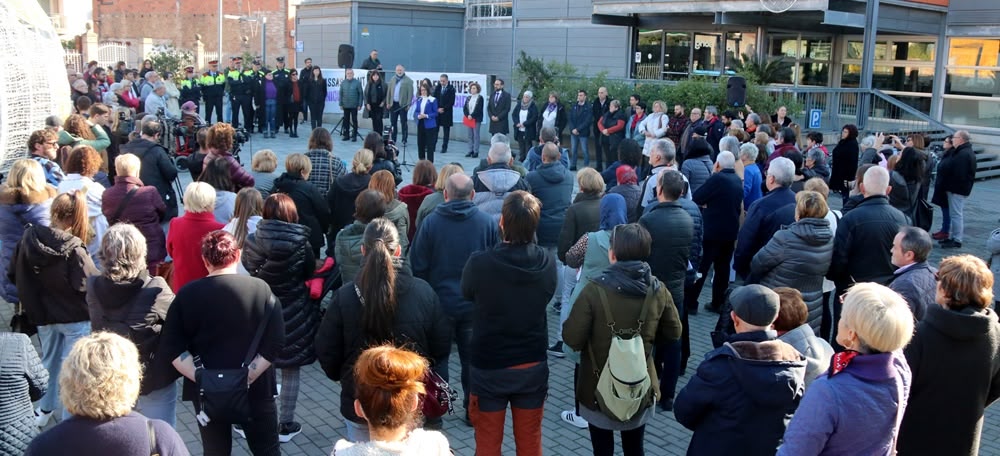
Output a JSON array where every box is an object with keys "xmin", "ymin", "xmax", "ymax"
[
  {"xmin": 750, "ymin": 218, "xmax": 834, "ymax": 332},
  {"xmin": 386, "ymin": 74, "xmax": 414, "ymax": 109},
  {"xmin": 778, "ymin": 324, "xmax": 834, "ymax": 389},
  {"xmin": 334, "ymin": 221, "xmax": 366, "ymax": 283},
  {"xmin": 339, "ymin": 78, "xmax": 364, "ymax": 109},
  {"xmin": 889, "ymin": 261, "xmax": 937, "ymax": 321},
  {"xmin": 0, "ymin": 333, "xmax": 48, "ymax": 454}
]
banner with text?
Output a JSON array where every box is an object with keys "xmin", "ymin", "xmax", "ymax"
[{"xmin": 319, "ymin": 69, "xmax": 489, "ymax": 126}]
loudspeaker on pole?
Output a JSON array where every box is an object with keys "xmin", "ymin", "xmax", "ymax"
[
  {"xmin": 727, "ymin": 76, "xmax": 747, "ymax": 107},
  {"xmin": 338, "ymin": 44, "xmax": 355, "ymax": 69}
]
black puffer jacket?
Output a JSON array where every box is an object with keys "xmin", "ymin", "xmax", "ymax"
[
  {"xmin": 639, "ymin": 201, "xmax": 694, "ymax": 304},
  {"xmin": 749, "ymin": 218, "xmax": 834, "ymax": 332},
  {"xmin": 315, "ymin": 263, "xmax": 450, "ymax": 424},
  {"xmin": 0, "ymin": 333, "xmax": 48, "ymax": 455},
  {"xmin": 243, "ymin": 219, "xmax": 317, "ymax": 368},
  {"xmin": 271, "ymin": 172, "xmax": 331, "ymax": 256},
  {"xmin": 828, "ymin": 195, "xmax": 907, "ymax": 287},
  {"xmin": 327, "ymin": 172, "xmax": 372, "ymax": 243},
  {"xmin": 9, "ymin": 225, "xmax": 98, "ymax": 326},
  {"xmin": 119, "ymin": 138, "xmax": 179, "ymax": 219}
]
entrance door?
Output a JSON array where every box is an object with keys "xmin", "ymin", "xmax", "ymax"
[{"xmin": 693, "ymin": 33, "xmax": 724, "ymax": 76}]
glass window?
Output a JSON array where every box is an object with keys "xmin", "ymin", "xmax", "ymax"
[
  {"xmin": 945, "ymin": 68, "xmax": 1000, "ymax": 97},
  {"xmin": 803, "ymin": 38, "xmax": 832, "ymax": 60},
  {"xmin": 693, "ymin": 33, "xmax": 723, "ymax": 74},
  {"xmin": 635, "ymin": 30, "xmax": 663, "ymax": 80},
  {"xmin": 943, "ymin": 97, "xmax": 1000, "ymax": 129},
  {"xmin": 845, "ymin": 40, "xmax": 889, "ymax": 60},
  {"xmin": 468, "ymin": 1, "xmax": 512, "ymax": 19},
  {"xmin": 725, "ymin": 31, "xmax": 757, "ymax": 71},
  {"xmin": 842, "ymin": 65, "xmax": 934, "ymax": 93},
  {"xmin": 770, "ymin": 37, "xmax": 799, "ymax": 58},
  {"xmin": 893, "ymin": 41, "xmax": 936, "ymax": 61},
  {"xmin": 664, "ymin": 32, "xmax": 691, "ymax": 76},
  {"xmin": 948, "ymin": 38, "xmax": 1000, "ymax": 67},
  {"xmin": 799, "ymin": 62, "xmax": 829, "ymax": 86}
]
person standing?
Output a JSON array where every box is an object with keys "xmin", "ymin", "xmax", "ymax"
[
  {"xmin": 299, "ymin": 57, "xmax": 314, "ymax": 124},
  {"xmin": 200, "ymin": 60, "xmax": 226, "ymax": 123},
  {"xmin": 410, "ymin": 173, "xmax": 500, "ymax": 422},
  {"xmin": 178, "ymin": 65, "xmax": 202, "ymax": 112},
  {"xmin": 591, "ymin": 87, "xmax": 612, "ymax": 170},
  {"xmin": 934, "ymin": 130, "xmax": 977, "ymax": 249},
  {"xmin": 487, "ymin": 78, "xmax": 511, "ymax": 136},
  {"xmin": 271, "ymin": 153, "xmax": 333, "ymax": 257},
  {"xmin": 888, "ymin": 227, "xmax": 937, "ymax": 321},
  {"xmin": 829, "ymin": 124, "xmax": 860, "ymax": 205},
  {"xmin": 339, "ymin": 69, "xmax": 363, "ymax": 142},
  {"xmin": 161, "ymin": 230, "xmax": 285, "ymax": 455},
  {"xmin": 261, "ymin": 70, "xmax": 278, "ymax": 138},
  {"xmin": 226, "ymin": 57, "xmax": 251, "ymax": 130},
  {"xmin": 272, "ymin": 57, "xmax": 293, "ymax": 135},
  {"xmin": 0, "ymin": 160, "xmax": 57, "ymax": 313},
  {"xmin": 359, "ymin": 49, "xmax": 382, "ymax": 73},
  {"xmin": 365, "ymin": 70, "xmax": 387, "ymax": 137},
  {"xmin": 513, "ymin": 91, "xmax": 539, "ymax": 162},
  {"xmin": 166, "ymin": 183, "xmax": 225, "ymax": 291},
  {"xmin": 27, "ymin": 129, "xmax": 65, "ymax": 186},
  {"xmin": 688, "ymin": 152, "xmax": 743, "ymax": 314},
  {"xmin": 666, "ymin": 104, "xmax": 689, "ymax": 150},
  {"xmin": 597, "ymin": 100, "xmax": 626, "ymax": 171},
  {"xmin": 462, "ymin": 191, "xmax": 557, "ymax": 455},
  {"xmin": 304, "ymin": 67, "xmax": 328, "ymax": 130},
  {"xmin": 463, "ymin": 82, "xmax": 485, "ymax": 158},
  {"xmin": 120, "ymin": 119, "xmax": 180, "ymax": 220},
  {"xmin": 0, "ymin": 332, "xmax": 48, "ymax": 454},
  {"xmin": 413, "ymin": 83, "xmax": 439, "ymax": 163},
  {"xmin": 101, "ymin": 154, "xmax": 167, "ymax": 273},
  {"xmin": 386, "ymin": 65, "xmax": 414, "ymax": 145},
  {"xmin": 434, "ymin": 74, "xmax": 456, "ymax": 154},
  {"xmin": 568, "ymin": 90, "xmax": 592, "ymax": 170}
]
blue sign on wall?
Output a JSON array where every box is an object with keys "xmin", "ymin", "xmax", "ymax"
[{"xmin": 809, "ymin": 109, "xmax": 822, "ymax": 129}]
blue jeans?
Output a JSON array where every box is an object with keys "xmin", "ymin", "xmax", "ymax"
[
  {"xmin": 264, "ymin": 99, "xmax": 277, "ymax": 133},
  {"xmin": 443, "ymin": 311, "xmax": 473, "ymax": 410},
  {"xmin": 571, "ymin": 133, "xmax": 589, "ymax": 167},
  {"xmin": 136, "ymin": 380, "xmax": 178, "ymax": 427},
  {"xmin": 38, "ymin": 321, "xmax": 92, "ymax": 419},
  {"xmin": 947, "ymin": 192, "xmax": 966, "ymax": 242}
]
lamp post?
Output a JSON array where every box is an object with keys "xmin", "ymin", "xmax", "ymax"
[{"xmin": 218, "ymin": 0, "xmax": 223, "ymax": 62}]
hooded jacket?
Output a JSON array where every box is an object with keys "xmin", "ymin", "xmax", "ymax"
[
  {"xmin": 828, "ymin": 195, "xmax": 907, "ymax": 287},
  {"xmin": 384, "ymin": 199, "xmax": 410, "ymax": 251},
  {"xmin": 272, "ymin": 172, "xmax": 331, "ymax": 256},
  {"xmin": 0, "ymin": 186, "xmax": 56, "ymax": 304},
  {"xmin": 86, "ymin": 274, "xmax": 178, "ymax": 394},
  {"xmin": 334, "ymin": 221, "xmax": 367, "ymax": 283},
  {"xmin": 777, "ymin": 324, "xmax": 834, "ymax": 388},
  {"xmin": 397, "ymin": 184, "xmax": 434, "ymax": 240},
  {"xmin": 315, "ymin": 263, "xmax": 450, "ymax": 424},
  {"xmin": 899, "ymin": 305, "xmax": 1000, "ymax": 456},
  {"xmin": 675, "ymin": 331, "xmax": 807, "ymax": 456},
  {"xmin": 749, "ymin": 218, "xmax": 834, "ymax": 331},
  {"xmin": 326, "ymin": 172, "xmax": 372, "ymax": 244},
  {"xmin": 410, "ymin": 200, "xmax": 499, "ymax": 315},
  {"xmin": 242, "ymin": 219, "xmax": 317, "ymax": 368},
  {"xmin": 9, "ymin": 224, "xmax": 99, "ymax": 326},
  {"xmin": 473, "ymin": 164, "xmax": 531, "ymax": 222},
  {"xmin": 462, "ymin": 242, "xmax": 558, "ymax": 369},
  {"xmin": 119, "ymin": 138, "xmax": 179, "ymax": 219},
  {"xmin": 526, "ymin": 162, "xmax": 574, "ymax": 247}
]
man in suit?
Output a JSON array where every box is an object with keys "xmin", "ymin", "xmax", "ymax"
[
  {"xmin": 592, "ymin": 87, "xmax": 612, "ymax": 168},
  {"xmin": 434, "ymin": 74, "xmax": 456, "ymax": 154},
  {"xmin": 386, "ymin": 64, "xmax": 414, "ymax": 145},
  {"xmin": 298, "ymin": 57, "xmax": 314, "ymax": 124},
  {"xmin": 487, "ymin": 78, "xmax": 511, "ymax": 135}
]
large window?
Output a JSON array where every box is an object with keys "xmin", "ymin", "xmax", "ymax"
[
  {"xmin": 841, "ymin": 36, "xmax": 936, "ymax": 115},
  {"xmin": 943, "ymin": 38, "xmax": 1000, "ymax": 128},
  {"xmin": 467, "ymin": 1, "xmax": 512, "ymax": 20},
  {"xmin": 767, "ymin": 34, "xmax": 832, "ymax": 86},
  {"xmin": 631, "ymin": 30, "xmax": 752, "ymax": 80}
]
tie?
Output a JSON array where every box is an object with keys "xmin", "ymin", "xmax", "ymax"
[{"xmin": 495, "ymin": 91, "xmax": 500, "ymax": 104}]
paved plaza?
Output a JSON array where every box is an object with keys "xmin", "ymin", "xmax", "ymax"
[{"xmin": 9, "ymin": 122, "xmax": 1000, "ymax": 455}]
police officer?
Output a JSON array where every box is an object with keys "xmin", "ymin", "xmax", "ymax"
[
  {"xmin": 227, "ymin": 56, "xmax": 253, "ymax": 131},
  {"xmin": 247, "ymin": 59, "xmax": 264, "ymax": 134},
  {"xmin": 272, "ymin": 56, "xmax": 294, "ymax": 135},
  {"xmin": 178, "ymin": 65, "xmax": 202, "ymax": 111},
  {"xmin": 200, "ymin": 60, "xmax": 226, "ymax": 123}
]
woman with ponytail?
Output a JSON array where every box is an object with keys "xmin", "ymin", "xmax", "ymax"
[
  {"xmin": 317, "ymin": 218, "xmax": 450, "ymax": 442},
  {"xmin": 223, "ymin": 187, "xmax": 263, "ymax": 275},
  {"xmin": 332, "ymin": 345, "xmax": 451, "ymax": 454},
  {"xmin": 9, "ymin": 191, "xmax": 99, "ymax": 423},
  {"xmin": 241, "ymin": 193, "xmax": 316, "ymax": 442}
]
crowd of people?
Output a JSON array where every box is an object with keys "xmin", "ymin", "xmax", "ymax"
[{"xmin": 1, "ymin": 60, "xmax": 999, "ymax": 456}]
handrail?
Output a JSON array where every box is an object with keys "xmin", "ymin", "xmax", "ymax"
[{"xmin": 871, "ymin": 88, "xmax": 955, "ymax": 135}]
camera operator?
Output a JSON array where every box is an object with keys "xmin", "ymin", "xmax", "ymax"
[
  {"xmin": 119, "ymin": 117, "xmax": 180, "ymax": 220},
  {"xmin": 203, "ymin": 123, "xmax": 255, "ymax": 191},
  {"xmin": 365, "ymin": 131, "xmax": 402, "ymax": 186}
]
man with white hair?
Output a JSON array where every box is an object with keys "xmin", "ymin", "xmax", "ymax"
[
  {"xmin": 144, "ymin": 82, "xmax": 173, "ymax": 120},
  {"xmin": 739, "ymin": 143, "xmax": 763, "ymax": 207},
  {"xmin": 472, "ymin": 142, "xmax": 531, "ymax": 220},
  {"xmin": 734, "ymin": 156, "xmax": 797, "ymax": 280},
  {"xmin": 689, "ymin": 151, "xmax": 744, "ymax": 314},
  {"xmin": 935, "ymin": 130, "xmax": 977, "ymax": 248},
  {"xmin": 640, "ymin": 139, "xmax": 690, "ymax": 210},
  {"xmin": 827, "ymin": 166, "xmax": 908, "ymax": 342}
]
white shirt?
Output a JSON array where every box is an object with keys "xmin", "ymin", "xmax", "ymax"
[
  {"xmin": 541, "ymin": 107, "xmax": 558, "ymax": 129},
  {"xmin": 518, "ymin": 107, "xmax": 529, "ymax": 131},
  {"xmin": 57, "ymin": 174, "xmax": 108, "ymax": 267},
  {"xmin": 467, "ymin": 94, "xmax": 479, "ymax": 115}
]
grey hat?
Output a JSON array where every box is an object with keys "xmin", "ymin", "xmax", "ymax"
[{"xmin": 730, "ymin": 285, "xmax": 780, "ymax": 327}]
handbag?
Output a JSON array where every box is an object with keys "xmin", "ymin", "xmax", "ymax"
[
  {"xmin": 420, "ymin": 368, "xmax": 458, "ymax": 419},
  {"xmin": 156, "ymin": 261, "xmax": 174, "ymax": 289},
  {"xmin": 108, "ymin": 187, "xmax": 139, "ymax": 225},
  {"xmin": 910, "ymin": 183, "xmax": 933, "ymax": 231},
  {"xmin": 9, "ymin": 302, "xmax": 37, "ymax": 337},
  {"xmin": 196, "ymin": 295, "xmax": 274, "ymax": 425}
]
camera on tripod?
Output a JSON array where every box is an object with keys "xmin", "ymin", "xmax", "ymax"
[{"xmin": 382, "ymin": 125, "xmax": 398, "ymax": 160}]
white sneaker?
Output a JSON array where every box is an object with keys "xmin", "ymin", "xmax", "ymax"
[
  {"xmin": 233, "ymin": 425, "xmax": 246, "ymax": 439},
  {"xmin": 35, "ymin": 407, "xmax": 53, "ymax": 427},
  {"xmin": 560, "ymin": 410, "xmax": 588, "ymax": 429}
]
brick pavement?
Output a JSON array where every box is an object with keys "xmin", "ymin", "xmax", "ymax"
[{"xmin": 10, "ymin": 125, "xmax": 1000, "ymax": 455}]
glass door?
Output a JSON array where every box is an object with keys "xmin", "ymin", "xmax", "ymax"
[
  {"xmin": 663, "ymin": 32, "xmax": 691, "ymax": 80},
  {"xmin": 636, "ymin": 30, "xmax": 663, "ymax": 80},
  {"xmin": 693, "ymin": 33, "xmax": 724, "ymax": 76}
]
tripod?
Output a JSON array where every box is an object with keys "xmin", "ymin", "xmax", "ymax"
[
  {"xmin": 385, "ymin": 124, "xmax": 413, "ymax": 171},
  {"xmin": 330, "ymin": 115, "xmax": 346, "ymax": 138}
]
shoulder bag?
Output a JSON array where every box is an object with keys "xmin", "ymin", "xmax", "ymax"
[
  {"xmin": 196, "ymin": 294, "xmax": 275, "ymax": 424},
  {"xmin": 108, "ymin": 187, "xmax": 139, "ymax": 226}
]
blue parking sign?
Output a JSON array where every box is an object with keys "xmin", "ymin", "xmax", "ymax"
[{"xmin": 809, "ymin": 109, "xmax": 822, "ymax": 129}]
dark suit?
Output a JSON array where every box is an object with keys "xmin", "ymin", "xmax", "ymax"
[
  {"xmin": 433, "ymin": 83, "xmax": 456, "ymax": 153},
  {"xmin": 592, "ymin": 97, "xmax": 612, "ymax": 168},
  {"xmin": 488, "ymin": 89, "xmax": 511, "ymax": 135}
]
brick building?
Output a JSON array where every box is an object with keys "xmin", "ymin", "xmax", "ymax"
[{"xmin": 91, "ymin": 0, "xmax": 299, "ymax": 66}]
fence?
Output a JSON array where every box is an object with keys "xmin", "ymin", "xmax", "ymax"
[
  {"xmin": 97, "ymin": 41, "xmax": 129, "ymax": 68},
  {"xmin": 201, "ymin": 51, "xmax": 219, "ymax": 69},
  {"xmin": 64, "ymin": 50, "xmax": 82, "ymax": 73}
]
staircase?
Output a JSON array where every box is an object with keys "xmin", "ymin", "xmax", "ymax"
[{"xmin": 975, "ymin": 146, "xmax": 1000, "ymax": 180}]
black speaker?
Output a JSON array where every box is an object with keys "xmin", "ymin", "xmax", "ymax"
[
  {"xmin": 338, "ymin": 44, "xmax": 355, "ymax": 68},
  {"xmin": 726, "ymin": 76, "xmax": 747, "ymax": 107}
]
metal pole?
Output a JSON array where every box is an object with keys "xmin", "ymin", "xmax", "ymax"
[
  {"xmin": 218, "ymin": 0, "xmax": 223, "ymax": 62},
  {"xmin": 262, "ymin": 17, "xmax": 267, "ymax": 64},
  {"xmin": 857, "ymin": 0, "xmax": 880, "ymax": 130},
  {"xmin": 510, "ymin": 0, "xmax": 516, "ymax": 79}
]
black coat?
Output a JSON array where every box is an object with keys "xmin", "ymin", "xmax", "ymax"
[
  {"xmin": 640, "ymin": 201, "xmax": 694, "ymax": 304},
  {"xmin": 119, "ymin": 138, "xmax": 179, "ymax": 219},
  {"xmin": 464, "ymin": 94, "xmax": 484, "ymax": 123},
  {"xmin": 433, "ymin": 83, "xmax": 456, "ymax": 127},
  {"xmin": 242, "ymin": 219, "xmax": 317, "ymax": 368},
  {"xmin": 86, "ymin": 274, "xmax": 179, "ymax": 394},
  {"xmin": 512, "ymin": 102, "xmax": 539, "ymax": 144},
  {"xmin": 692, "ymin": 169, "xmax": 744, "ymax": 241},
  {"xmin": 9, "ymin": 225, "xmax": 98, "ymax": 326},
  {"xmin": 934, "ymin": 141, "xmax": 977, "ymax": 200},
  {"xmin": 364, "ymin": 79, "xmax": 386, "ymax": 108},
  {"xmin": 899, "ymin": 305, "xmax": 1000, "ymax": 456},
  {"xmin": 487, "ymin": 89, "xmax": 511, "ymax": 135},
  {"xmin": 271, "ymin": 172, "xmax": 331, "ymax": 256},
  {"xmin": 829, "ymin": 139, "xmax": 860, "ymax": 192},
  {"xmin": 327, "ymin": 172, "xmax": 372, "ymax": 237},
  {"xmin": 304, "ymin": 78, "xmax": 328, "ymax": 105},
  {"xmin": 315, "ymin": 264, "xmax": 450, "ymax": 424},
  {"xmin": 828, "ymin": 195, "xmax": 907, "ymax": 287}
]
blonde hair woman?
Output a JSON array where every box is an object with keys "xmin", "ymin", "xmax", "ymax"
[
  {"xmin": 0, "ymin": 159, "xmax": 57, "ymax": 306},
  {"xmin": 328, "ymin": 148, "xmax": 375, "ymax": 236},
  {"xmin": 779, "ymin": 282, "xmax": 914, "ymax": 455},
  {"xmin": 250, "ymin": 149, "xmax": 279, "ymax": 198},
  {"xmin": 272, "ymin": 153, "xmax": 332, "ymax": 256},
  {"xmin": 26, "ymin": 332, "xmax": 188, "ymax": 455}
]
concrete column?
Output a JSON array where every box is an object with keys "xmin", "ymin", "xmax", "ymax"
[
  {"xmin": 195, "ymin": 37, "xmax": 206, "ymax": 70},
  {"xmin": 931, "ymin": 19, "xmax": 948, "ymax": 122},
  {"xmin": 82, "ymin": 29, "xmax": 99, "ymax": 64},
  {"xmin": 141, "ymin": 37, "xmax": 154, "ymax": 62}
]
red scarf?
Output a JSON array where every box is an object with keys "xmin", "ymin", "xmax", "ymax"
[{"xmin": 829, "ymin": 350, "xmax": 861, "ymax": 376}]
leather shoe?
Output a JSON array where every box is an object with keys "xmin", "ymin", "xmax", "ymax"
[{"xmin": 932, "ymin": 231, "xmax": 949, "ymax": 240}]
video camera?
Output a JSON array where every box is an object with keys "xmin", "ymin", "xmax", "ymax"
[{"xmin": 382, "ymin": 125, "xmax": 398, "ymax": 160}]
